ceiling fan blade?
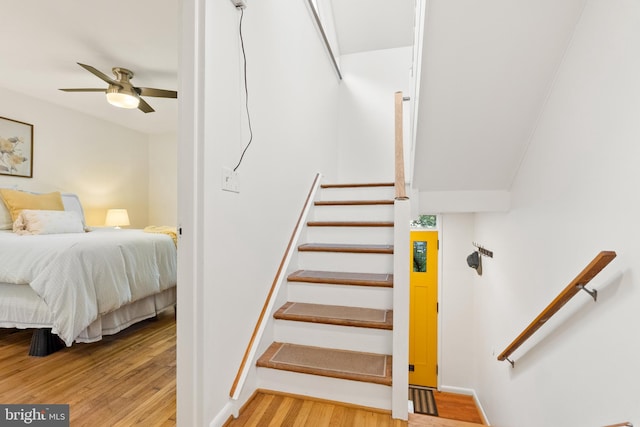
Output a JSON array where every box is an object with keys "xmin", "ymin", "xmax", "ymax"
[
  {"xmin": 138, "ymin": 97, "xmax": 155, "ymax": 113},
  {"xmin": 77, "ymin": 63, "xmax": 122, "ymax": 87},
  {"xmin": 59, "ymin": 88, "xmax": 106, "ymax": 92},
  {"xmin": 137, "ymin": 87, "xmax": 178, "ymax": 98}
]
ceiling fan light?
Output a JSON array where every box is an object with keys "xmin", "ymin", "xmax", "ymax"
[{"xmin": 106, "ymin": 91, "xmax": 140, "ymax": 109}]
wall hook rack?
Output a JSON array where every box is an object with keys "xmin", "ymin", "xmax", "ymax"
[{"xmin": 472, "ymin": 242, "xmax": 494, "ymax": 258}]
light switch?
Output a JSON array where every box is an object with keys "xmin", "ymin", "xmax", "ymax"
[{"xmin": 222, "ymin": 167, "xmax": 239, "ymax": 193}]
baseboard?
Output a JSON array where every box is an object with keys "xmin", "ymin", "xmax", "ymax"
[
  {"xmin": 210, "ymin": 400, "xmax": 236, "ymax": 427},
  {"xmin": 439, "ymin": 385, "xmax": 491, "ymax": 426}
]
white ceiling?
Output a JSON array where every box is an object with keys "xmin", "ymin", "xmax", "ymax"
[
  {"xmin": 0, "ymin": 0, "xmax": 179, "ymax": 135},
  {"xmin": 1, "ymin": 0, "xmax": 589, "ymax": 194},
  {"xmin": 413, "ymin": 0, "xmax": 587, "ymax": 192},
  {"xmin": 330, "ymin": 0, "xmax": 416, "ymax": 55}
]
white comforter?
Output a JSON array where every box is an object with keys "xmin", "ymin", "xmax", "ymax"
[{"xmin": 0, "ymin": 229, "xmax": 177, "ymax": 346}]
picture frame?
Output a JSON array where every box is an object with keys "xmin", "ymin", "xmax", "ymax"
[{"xmin": 0, "ymin": 116, "xmax": 33, "ymax": 178}]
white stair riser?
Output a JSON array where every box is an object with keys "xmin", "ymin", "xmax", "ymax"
[
  {"xmin": 287, "ymin": 282, "xmax": 393, "ymax": 310},
  {"xmin": 257, "ymin": 368, "xmax": 392, "ymax": 410},
  {"xmin": 298, "ymin": 252, "xmax": 393, "ymax": 274},
  {"xmin": 274, "ymin": 320, "xmax": 392, "ymax": 354},
  {"xmin": 319, "ymin": 187, "xmax": 395, "ymax": 201},
  {"xmin": 305, "ymin": 226, "xmax": 393, "ymax": 245},
  {"xmin": 312, "ymin": 205, "xmax": 394, "ymax": 222}
]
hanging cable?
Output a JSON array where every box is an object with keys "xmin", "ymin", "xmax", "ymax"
[{"xmin": 233, "ymin": 7, "xmax": 253, "ymax": 172}]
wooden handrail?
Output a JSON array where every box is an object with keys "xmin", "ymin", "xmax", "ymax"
[
  {"xmin": 497, "ymin": 251, "xmax": 617, "ymax": 366},
  {"xmin": 603, "ymin": 423, "xmax": 633, "ymax": 427},
  {"xmin": 229, "ymin": 173, "xmax": 322, "ymax": 398},
  {"xmin": 394, "ymin": 91, "xmax": 407, "ymax": 200}
]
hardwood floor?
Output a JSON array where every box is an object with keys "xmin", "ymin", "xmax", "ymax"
[
  {"xmin": 226, "ymin": 390, "xmax": 487, "ymax": 427},
  {"xmin": 0, "ymin": 310, "xmax": 484, "ymax": 427},
  {"xmin": 225, "ymin": 390, "xmax": 407, "ymax": 427},
  {"xmin": 432, "ymin": 391, "xmax": 485, "ymax": 424},
  {"xmin": 0, "ymin": 309, "xmax": 176, "ymax": 426},
  {"xmin": 408, "ymin": 413, "xmax": 485, "ymax": 427}
]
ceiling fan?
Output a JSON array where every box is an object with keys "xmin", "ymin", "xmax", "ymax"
[{"xmin": 59, "ymin": 63, "xmax": 177, "ymax": 113}]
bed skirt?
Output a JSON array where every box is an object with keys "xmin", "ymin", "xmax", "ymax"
[{"xmin": 0, "ymin": 282, "xmax": 176, "ymax": 345}]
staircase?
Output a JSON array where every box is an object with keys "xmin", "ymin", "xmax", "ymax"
[{"xmin": 255, "ymin": 182, "xmax": 398, "ymax": 410}]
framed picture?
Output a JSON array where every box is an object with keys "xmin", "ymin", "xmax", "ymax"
[{"xmin": 0, "ymin": 116, "xmax": 33, "ymax": 178}]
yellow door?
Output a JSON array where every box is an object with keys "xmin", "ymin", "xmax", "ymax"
[{"xmin": 409, "ymin": 230, "xmax": 438, "ymax": 387}]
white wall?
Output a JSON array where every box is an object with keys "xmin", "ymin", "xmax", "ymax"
[
  {"xmin": 337, "ymin": 47, "xmax": 413, "ymax": 183},
  {"xmin": 472, "ymin": 1, "xmax": 640, "ymax": 425},
  {"xmin": 0, "ymin": 87, "xmax": 150, "ymax": 228},
  {"xmin": 439, "ymin": 214, "xmax": 478, "ymax": 390},
  {"xmin": 178, "ymin": 0, "xmax": 341, "ymax": 424},
  {"xmin": 420, "ymin": 190, "xmax": 511, "ymax": 213},
  {"xmin": 148, "ymin": 132, "xmax": 177, "ymax": 226}
]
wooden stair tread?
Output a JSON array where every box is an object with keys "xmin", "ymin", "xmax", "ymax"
[
  {"xmin": 298, "ymin": 243, "xmax": 394, "ymax": 254},
  {"xmin": 315, "ymin": 199, "xmax": 394, "ymax": 206},
  {"xmin": 321, "ymin": 182, "xmax": 394, "ymax": 189},
  {"xmin": 257, "ymin": 342, "xmax": 392, "ymax": 386},
  {"xmin": 288, "ymin": 270, "xmax": 393, "ymax": 287},
  {"xmin": 408, "ymin": 414, "xmax": 486, "ymax": 427},
  {"xmin": 307, "ymin": 221, "xmax": 394, "ymax": 227},
  {"xmin": 274, "ymin": 302, "xmax": 393, "ymax": 330}
]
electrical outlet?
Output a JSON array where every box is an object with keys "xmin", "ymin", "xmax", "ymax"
[
  {"xmin": 229, "ymin": 0, "xmax": 247, "ymax": 8},
  {"xmin": 222, "ymin": 167, "xmax": 240, "ymax": 193}
]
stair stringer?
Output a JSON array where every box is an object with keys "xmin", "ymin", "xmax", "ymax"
[{"xmin": 230, "ymin": 173, "xmax": 324, "ymax": 407}]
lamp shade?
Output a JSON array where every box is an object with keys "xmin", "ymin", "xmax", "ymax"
[{"xmin": 105, "ymin": 209, "xmax": 130, "ymax": 228}]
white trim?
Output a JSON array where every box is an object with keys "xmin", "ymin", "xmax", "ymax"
[
  {"xmin": 409, "ymin": 0, "xmax": 428, "ymax": 189},
  {"xmin": 392, "ymin": 199, "xmax": 411, "ymax": 420},
  {"xmin": 209, "ymin": 401, "xmax": 236, "ymax": 427},
  {"xmin": 305, "ymin": 0, "xmax": 342, "ymax": 79},
  {"xmin": 436, "ymin": 214, "xmax": 443, "ymax": 390},
  {"xmin": 440, "ymin": 385, "xmax": 491, "ymax": 426},
  {"xmin": 177, "ymin": 0, "xmax": 206, "ymax": 425}
]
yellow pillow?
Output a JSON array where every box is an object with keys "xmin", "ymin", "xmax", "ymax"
[{"xmin": 0, "ymin": 189, "xmax": 65, "ymax": 222}]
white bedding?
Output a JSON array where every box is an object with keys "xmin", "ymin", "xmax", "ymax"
[{"xmin": 0, "ymin": 229, "xmax": 177, "ymax": 346}]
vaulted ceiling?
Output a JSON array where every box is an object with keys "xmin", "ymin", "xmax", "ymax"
[
  {"xmin": 413, "ymin": 0, "xmax": 587, "ymax": 192},
  {"xmin": 330, "ymin": 0, "xmax": 415, "ymax": 55},
  {"xmin": 1, "ymin": 0, "xmax": 589, "ymax": 193},
  {"xmin": 326, "ymin": 0, "xmax": 588, "ymax": 194}
]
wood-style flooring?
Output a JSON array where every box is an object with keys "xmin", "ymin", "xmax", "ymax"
[
  {"xmin": 0, "ymin": 309, "xmax": 485, "ymax": 427},
  {"xmin": 225, "ymin": 390, "xmax": 407, "ymax": 427},
  {"xmin": 226, "ymin": 390, "xmax": 486, "ymax": 427},
  {"xmin": 432, "ymin": 391, "xmax": 485, "ymax": 425},
  {"xmin": 0, "ymin": 309, "xmax": 176, "ymax": 426}
]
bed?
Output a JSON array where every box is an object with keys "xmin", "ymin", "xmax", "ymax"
[{"xmin": 0, "ymin": 190, "xmax": 177, "ymax": 356}]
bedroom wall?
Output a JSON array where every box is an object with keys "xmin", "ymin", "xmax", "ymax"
[
  {"xmin": 0, "ymin": 87, "xmax": 150, "ymax": 228},
  {"xmin": 336, "ymin": 47, "xmax": 413, "ymax": 183},
  {"xmin": 471, "ymin": 1, "xmax": 640, "ymax": 425},
  {"xmin": 178, "ymin": 0, "xmax": 340, "ymax": 425},
  {"xmin": 148, "ymin": 131, "xmax": 177, "ymax": 226}
]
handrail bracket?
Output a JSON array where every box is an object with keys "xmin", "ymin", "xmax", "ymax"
[
  {"xmin": 577, "ymin": 284, "xmax": 598, "ymax": 302},
  {"xmin": 505, "ymin": 357, "xmax": 515, "ymax": 368}
]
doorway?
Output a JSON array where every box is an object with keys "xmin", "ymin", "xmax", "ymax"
[{"xmin": 409, "ymin": 230, "xmax": 438, "ymax": 388}]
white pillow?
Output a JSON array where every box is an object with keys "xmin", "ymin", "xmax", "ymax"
[
  {"xmin": 13, "ymin": 210, "xmax": 85, "ymax": 235},
  {"xmin": 0, "ymin": 201, "xmax": 11, "ymax": 230},
  {"xmin": 61, "ymin": 193, "xmax": 87, "ymax": 230}
]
